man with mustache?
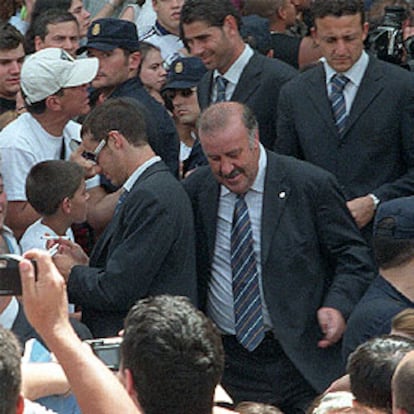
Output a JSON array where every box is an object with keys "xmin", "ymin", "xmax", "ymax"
[{"xmin": 184, "ymin": 102, "xmax": 375, "ymax": 413}]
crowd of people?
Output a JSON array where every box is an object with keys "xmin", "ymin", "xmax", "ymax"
[{"xmin": 2, "ymin": 0, "xmax": 414, "ymax": 413}]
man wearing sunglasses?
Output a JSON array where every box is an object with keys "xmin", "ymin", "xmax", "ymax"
[
  {"xmin": 162, "ymin": 56, "xmax": 208, "ymax": 178},
  {"xmin": 52, "ymin": 97, "xmax": 197, "ymax": 338}
]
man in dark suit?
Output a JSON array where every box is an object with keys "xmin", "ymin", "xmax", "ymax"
[
  {"xmin": 184, "ymin": 102, "xmax": 375, "ymax": 413},
  {"xmin": 52, "ymin": 98, "xmax": 197, "ymax": 338},
  {"xmin": 179, "ymin": 0, "xmax": 297, "ymax": 150},
  {"xmin": 275, "ymin": 0, "xmax": 414, "ymax": 241}
]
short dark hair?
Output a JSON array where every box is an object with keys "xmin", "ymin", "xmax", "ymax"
[
  {"xmin": 32, "ymin": 9, "xmax": 78, "ymax": 42},
  {"xmin": 373, "ymin": 218, "xmax": 414, "ymax": 269},
  {"xmin": 180, "ymin": 0, "xmax": 242, "ymax": 39},
  {"xmin": 393, "ymin": 354, "xmax": 414, "ymax": 414},
  {"xmin": 24, "ymin": 0, "xmax": 73, "ymax": 53},
  {"xmin": 26, "ymin": 160, "xmax": 84, "ymax": 216},
  {"xmin": 347, "ymin": 335, "xmax": 414, "ymax": 412},
  {"xmin": 81, "ymin": 98, "xmax": 149, "ymax": 147},
  {"xmin": 121, "ymin": 295, "xmax": 224, "ymax": 414},
  {"xmin": 0, "ymin": 327, "xmax": 22, "ymax": 414},
  {"xmin": 0, "ymin": 22, "xmax": 24, "ymax": 51},
  {"xmin": 311, "ymin": 0, "xmax": 365, "ymax": 24}
]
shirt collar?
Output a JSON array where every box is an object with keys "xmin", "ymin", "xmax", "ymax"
[
  {"xmin": 221, "ymin": 143, "xmax": 267, "ymax": 197},
  {"xmin": 123, "ymin": 156, "xmax": 161, "ymax": 192},
  {"xmin": 155, "ymin": 20, "xmax": 173, "ymax": 36},
  {"xmin": 324, "ymin": 50, "xmax": 369, "ymax": 87},
  {"xmin": 213, "ymin": 44, "xmax": 254, "ymax": 85}
]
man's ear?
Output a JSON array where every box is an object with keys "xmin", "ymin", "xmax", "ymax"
[
  {"xmin": 16, "ymin": 394, "xmax": 24, "ymax": 414},
  {"xmin": 123, "ymin": 367, "xmax": 141, "ymax": 407},
  {"xmin": 45, "ymin": 94, "xmax": 63, "ymax": 112},
  {"xmin": 34, "ymin": 35, "xmax": 44, "ymax": 52},
  {"xmin": 128, "ymin": 51, "xmax": 142, "ymax": 72},
  {"xmin": 61, "ymin": 197, "xmax": 72, "ymax": 215}
]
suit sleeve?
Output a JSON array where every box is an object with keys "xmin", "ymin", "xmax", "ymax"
[
  {"xmin": 371, "ymin": 77, "xmax": 414, "ymax": 201},
  {"xmin": 274, "ymin": 82, "xmax": 304, "ymax": 158},
  {"xmin": 67, "ymin": 190, "xmax": 178, "ymax": 312},
  {"xmin": 315, "ymin": 173, "xmax": 376, "ymax": 319}
]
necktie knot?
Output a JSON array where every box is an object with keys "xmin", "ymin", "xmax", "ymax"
[
  {"xmin": 331, "ymin": 74, "xmax": 349, "ymax": 93},
  {"xmin": 215, "ymin": 76, "xmax": 228, "ymax": 103}
]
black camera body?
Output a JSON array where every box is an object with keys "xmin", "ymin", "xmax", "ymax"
[
  {"xmin": 367, "ymin": 6, "xmax": 407, "ymax": 65},
  {"xmin": 86, "ymin": 338, "xmax": 122, "ymax": 371},
  {"xmin": 0, "ymin": 254, "xmax": 37, "ymax": 296}
]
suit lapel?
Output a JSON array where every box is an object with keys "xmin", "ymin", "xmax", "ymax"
[
  {"xmin": 198, "ymin": 177, "xmax": 220, "ymax": 261},
  {"xmin": 231, "ymin": 53, "xmax": 262, "ymax": 102},
  {"xmin": 261, "ymin": 154, "xmax": 290, "ymax": 265},
  {"xmin": 306, "ymin": 65, "xmax": 339, "ymax": 137},
  {"xmin": 198, "ymin": 72, "xmax": 214, "ymax": 108},
  {"xmin": 343, "ymin": 58, "xmax": 383, "ymax": 136}
]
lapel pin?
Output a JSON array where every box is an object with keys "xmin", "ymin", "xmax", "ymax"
[{"xmin": 278, "ymin": 191, "xmax": 286, "ymax": 199}]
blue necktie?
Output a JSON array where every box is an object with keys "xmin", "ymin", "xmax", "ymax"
[
  {"xmin": 114, "ymin": 189, "xmax": 129, "ymax": 215},
  {"xmin": 231, "ymin": 194, "xmax": 265, "ymax": 352},
  {"xmin": 329, "ymin": 74, "xmax": 350, "ymax": 137},
  {"xmin": 215, "ymin": 76, "xmax": 228, "ymax": 103}
]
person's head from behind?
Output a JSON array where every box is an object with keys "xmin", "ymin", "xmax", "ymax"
[
  {"xmin": 138, "ymin": 42, "xmax": 167, "ymax": 94},
  {"xmin": 180, "ymin": 0, "xmax": 243, "ymax": 73},
  {"xmin": 310, "ymin": 0, "xmax": 368, "ymax": 73},
  {"xmin": 243, "ymin": 0, "xmax": 297, "ymax": 29},
  {"xmin": 347, "ymin": 335, "xmax": 414, "ymax": 413},
  {"xmin": 80, "ymin": 98, "xmax": 149, "ymax": 187},
  {"xmin": 26, "ymin": 160, "xmax": 88, "ymax": 225},
  {"xmin": 236, "ymin": 401, "xmax": 284, "ymax": 414},
  {"xmin": 153, "ymin": 0, "xmax": 185, "ymax": 35},
  {"xmin": 33, "ymin": 9, "xmax": 80, "ymax": 57},
  {"xmin": 392, "ymin": 309, "xmax": 414, "ymax": 340},
  {"xmin": 20, "ymin": 48, "xmax": 98, "ymax": 118},
  {"xmin": 0, "ymin": 326, "xmax": 23, "ymax": 414},
  {"xmin": 84, "ymin": 18, "xmax": 141, "ymax": 90},
  {"xmin": 373, "ymin": 197, "xmax": 414, "ymax": 271},
  {"xmin": 162, "ymin": 56, "xmax": 206, "ymax": 124},
  {"xmin": 0, "ymin": 22, "xmax": 25, "ymax": 101},
  {"xmin": 120, "ymin": 295, "xmax": 224, "ymax": 414},
  {"xmin": 198, "ymin": 102, "xmax": 260, "ymax": 195},
  {"xmin": 392, "ymin": 351, "xmax": 414, "ymax": 414}
]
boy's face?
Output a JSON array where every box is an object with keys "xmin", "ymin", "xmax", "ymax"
[{"xmin": 69, "ymin": 179, "xmax": 89, "ymax": 223}]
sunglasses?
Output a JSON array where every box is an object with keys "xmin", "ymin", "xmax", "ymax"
[
  {"xmin": 82, "ymin": 139, "xmax": 106, "ymax": 163},
  {"xmin": 164, "ymin": 87, "xmax": 196, "ymax": 101}
]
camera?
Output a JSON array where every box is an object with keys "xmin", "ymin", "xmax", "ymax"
[
  {"xmin": 0, "ymin": 254, "xmax": 37, "ymax": 296},
  {"xmin": 86, "ymin": 338, "xmax": 122, "ymax": 371},
  {"xmin": 366, "ymin": 6, "xmax": 407, "ymax": 66}
]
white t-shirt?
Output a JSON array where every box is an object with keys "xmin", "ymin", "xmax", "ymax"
[
  {"xmin": 20, "ymin": 219, "xmax": 74, "ymax": 253},
  {"xmin": 0, "ymin": 112, "xmax": 82, "ymax": 201}
]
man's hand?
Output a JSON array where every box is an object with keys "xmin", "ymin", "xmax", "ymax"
[
  {"xmin": 19, "ymin": 250, "xmax": 71, "ymax": 340},
  {"xmin": 317, "ymin": 307, "xmax": 346, "ymax": 348},
  {"xmin": 69, "ymin": 143, "xmax": 101, "ymax": 179},
  {"xmin": 50, "ymin": 239, "xmax": 89, "ymax": 282},
  {"xmin": 346, "ymin": 195, "xmax": 375, "ymax": 228}
]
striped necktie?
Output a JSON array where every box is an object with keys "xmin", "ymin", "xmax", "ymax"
[
  {"xmin": 329, "ymin": 74, "xmax": 350, "ymax": 137},
  {"xmin": 215, "ymin": 76, "xmax": 228, "ymax": 103},
  {"xmin": 231, "ymin": 194, "xmax": 265, "ymax": 351}
]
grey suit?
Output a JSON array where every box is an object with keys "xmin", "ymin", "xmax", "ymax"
[
  {"xmin": 184, "ymin": 151, "xmax": 375, "ymax": 404},
  {"xmin": 68, "ymin": 161, "xmax": 198, "ymax": 337},
  {"xmin": 198, "ymin": 52, "xmax": 297, "ymax": 150}
]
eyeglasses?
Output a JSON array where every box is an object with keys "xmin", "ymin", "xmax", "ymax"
[
  {"xmin": 163, "ymin": 87, "xmax": 196, "ymax": 101},
  {"xmin": 82, "ymin": 138, "xmax": 106, "ymax": 163}
]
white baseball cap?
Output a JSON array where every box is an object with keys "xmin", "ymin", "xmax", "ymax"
[{"xmin": 21, "ymin": 48, "xmax": 99, "ymax": 104}]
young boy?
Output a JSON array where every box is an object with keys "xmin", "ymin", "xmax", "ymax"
[{"xmin": 20, "ymin": 160, "xmax": 88, "ymax": 252}]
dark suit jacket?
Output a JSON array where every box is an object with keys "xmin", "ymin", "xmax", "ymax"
[
  {"xmin": 183, "ymin": 151, "xmax": 375, "ymax": 392},
  {"xmin": 276, "ymin": 56, "xmax": 414, "ymax": 203},
  {"xmin": 198, "ymin": 52, "xmax": 297, "ymax": 150},
  {"xmin": 68, "ymin": 161, "xmax": 198, "ymax": 337}
]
